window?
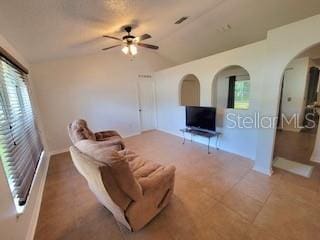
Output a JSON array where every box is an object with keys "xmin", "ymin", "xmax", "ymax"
[
  {"xmin": 234, "ymin": 79, "xmax": 250, "ymax": 109},
  {"xmin": 227, "ymin": 75, "xmax": 250, "ymax": 110},
  {"xmin": 0, "ymin": 56, "xmax": 43, "ymax": 209}
]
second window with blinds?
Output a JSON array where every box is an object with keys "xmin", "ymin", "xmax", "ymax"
[{"xmin": 0, "ymin": 56, "xmax": 43, "ymax": 211}]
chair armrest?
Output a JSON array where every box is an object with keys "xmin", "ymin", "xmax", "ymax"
[
  {"xmin": 95, "ymin": 130, "xmax": 121, "ymax": 139},
  {"xmin": 138, "ymin": 166, "xmax": 176, "ymax": 194},
  {"xmin": 95, "ymin": 131, "xmax": 125, "ymax": 149},
  {"xmin": 118, "ymin": 150, "xmax": 139, "ymax": 162},
  {"xmin": 95, "ymin": 130, "xmax": 121, "ymax": 140}
]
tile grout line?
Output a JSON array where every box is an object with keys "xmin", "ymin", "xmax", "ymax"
[
  {"xmin": 200, "ymin": 166, "xmax": 254, "ymax": 238},
  {"xmin": 250, "ymin": 171, "xmax": 285, "ymax": 230}
]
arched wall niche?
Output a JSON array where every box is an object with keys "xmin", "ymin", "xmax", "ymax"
[
  {"xmin": 211, "ymin": 65, "xmax": 251, "ymax": 110},
  {"xmin": 179, "ymin": 74, "xmax": 200, "ymax": 106}
]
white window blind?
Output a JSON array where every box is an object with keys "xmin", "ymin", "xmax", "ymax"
[{"xmin": 0, "ymin": 56, "xmax": 43, "ymax": 206}]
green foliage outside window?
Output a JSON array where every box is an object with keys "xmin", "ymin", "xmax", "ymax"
[{"xmin": 234, "ymin": 80, "xmax": 250, "ymax": 109}]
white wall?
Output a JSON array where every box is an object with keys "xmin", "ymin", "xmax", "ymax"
[
  {"xmin": 155, "ymin": 41, "xmax": 266, "ymax": 160},
  {"xmin": 30, "ymin": 50, "xmax": 170, "ymax": 154},
  {"xmin": 281, "ymin": 57, "xmax": 309, "ymax": 130},
  {"xmin": 0, "ymin": 34, "xmax": 48, "ymax": 240},
  {"xmin": 155, "ymin": 14, "xmax": 320, "ymax": 175}
]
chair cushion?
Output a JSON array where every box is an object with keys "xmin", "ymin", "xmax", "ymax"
[
  {"xmin": 122, "ymin": 150, "xmax": 172, "ymax": 192},
  {"xmin": 108, "ymin": 151, "xmax": 143, "ymax": 201},
  {"xmin": 76, "ymin": 141, "xmax": 143, "ymax": 201},
  {"xmin": 131, "ymin": 159, "xmax": 162, "ymax": 179}
]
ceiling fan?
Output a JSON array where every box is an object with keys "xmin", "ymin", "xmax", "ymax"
[{"xmin": 102, "ymin": 26, "xmax": 159, "ymax": 56}]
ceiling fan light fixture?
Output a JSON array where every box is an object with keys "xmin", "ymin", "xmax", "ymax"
[
  {"xmin": 121, "ymin": 45, "xmax": 129, "ymax": 55},
  {"xmin": 129, "ymin": 44, "xmax": 138, "ymax": 55},
  {"xmin": 102, "ymin": 26, "xmax": 158, "ymax": 55}
]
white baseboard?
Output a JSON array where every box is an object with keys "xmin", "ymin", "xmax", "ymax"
[
  {"xmin": 157, "ymin": 128, "xmax": 183, "ymax": 138},
  {"xmin": 124, "ymin": 132, "xmax": 141, "ymax": 138},
  {"xmin": 158, "ymin": 128, "xmax": 222, "ymax": 150},
  {"xmin": 48, "ymin": 147, "xmax": 70, "ymax": 157},
  {"xmin": 156, "ymin": 128, "xmax": 254, "ymax": 160},
  {"xmin": 310, "ymin": 157, "xmax": 320, "ymax": 163},
  {"xmin": 253, "ymin": 164, "xmax": 273, "ymax": 176},
  {"xmin": 25, "ymin": 153, "xmax": 49, "ymax": 240}
]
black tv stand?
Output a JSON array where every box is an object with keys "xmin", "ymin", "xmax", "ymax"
[{"xmin": 180, "ymin": 128, "xmax": 221, "ymax": 154}]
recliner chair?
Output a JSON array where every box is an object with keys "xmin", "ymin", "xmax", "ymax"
[
  {"xmin": 68, "ymin": 120, "xmax": 176, "ymax": 231},
  {"xmin": 69, "ymin": 146, "xmax": 175, "ymax": 231}
]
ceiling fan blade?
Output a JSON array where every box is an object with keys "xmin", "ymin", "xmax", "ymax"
[
  {"xmin": 135, "ymin": 34, "xmax": 151, "ymax": 42},
  {"xmin": 102, "ymin": 35, "xmax": 121, "ymax": 41},
  {"xmin": 138, "ymin": 42, "xmax": 159, "ymax": 50},
  {"xmin": 102, "ymin": 45, "xmax": 121, "ymax": 51}
]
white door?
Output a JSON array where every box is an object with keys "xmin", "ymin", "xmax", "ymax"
[{"xmin": 138, "ymin": 78, "xmax": 156, "ymax": 132}]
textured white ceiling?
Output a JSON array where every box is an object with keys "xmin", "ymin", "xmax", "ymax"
[{"xmin": 1, "ymin": 0, "xmax": 320, "ymax": 65}]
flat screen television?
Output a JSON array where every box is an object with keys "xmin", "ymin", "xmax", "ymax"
[{"xmin": 186, "ymin": 106, "xmax": 216, "ymax": 131}]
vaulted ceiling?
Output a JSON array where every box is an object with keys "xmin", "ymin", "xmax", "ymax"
[{"xmin": 1, "ymin": 0, "xmax": 320, "ymax": 65}]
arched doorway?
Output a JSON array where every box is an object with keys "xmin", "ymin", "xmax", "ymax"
[
  {"xmin": 272, "ymin": 43, "xmax": 320, "ymax": 177},
  {"xmin": 254, "ymin": 17, "xmax": 320, "ymax": 176}
]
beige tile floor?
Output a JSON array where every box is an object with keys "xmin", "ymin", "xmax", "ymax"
[{"xmin": 35, "ymin": 131, "xmax": 320, "ymax": 240}]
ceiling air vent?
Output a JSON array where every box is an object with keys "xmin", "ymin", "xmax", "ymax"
[
  {"xmin": 175, "ymin": 16, "xmax": 189, "ymax": 24},
  {"xmin": 216, "ymin": 24, "xmax": 232, "ymax": 33}
]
